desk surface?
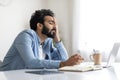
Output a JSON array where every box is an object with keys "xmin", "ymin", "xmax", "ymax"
[{"xmin": 0, "ymin": 63, "xmax": 119, "ymax": 80}]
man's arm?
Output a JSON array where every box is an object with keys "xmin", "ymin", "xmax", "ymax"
[
  {"xmin": 59, "ymin": 54, "xmax": 84, "ymax": 68},
  {"xmin": 50, "ymin": 17, "xmax": 68, "ymax": 61},
  {"xmin": 50, "ymin": 40, "xmax": 68, "ymax": 61},
  {"xmin": 15, "ymin": 32, "xmax": 61, "ymax": 69}
]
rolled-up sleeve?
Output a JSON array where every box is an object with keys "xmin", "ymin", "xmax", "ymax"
[{"xmin": 50, "ymin": 41, "xmax": 68, "ymax": 61}]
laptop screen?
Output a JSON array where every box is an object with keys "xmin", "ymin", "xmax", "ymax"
[{"xmin": 106, "ymin": 43, "xmax": 120, "ymax": 67}]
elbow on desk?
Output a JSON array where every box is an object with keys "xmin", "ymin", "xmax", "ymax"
[{"xmin": 25, "ymin": 59, "xmax": 44, "ymax": 69}]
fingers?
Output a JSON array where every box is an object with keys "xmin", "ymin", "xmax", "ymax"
[
  {"xmin": 75, "ymin": 59, "xmax": 84, "ymax": 65},
  {"xmin": 71, "ymin": 54, "xmax": 84, "ymax": 61},
  {"xmin": 61, "ymin": 54, "xmax": 84, "ymax": 67},
  {"xmin": 67, "ymin": 54, "xmax": 84, "ymax": 66},
  {"xmin": 53, "ymin": 17, "xmax": 57, "ymax": 27}
]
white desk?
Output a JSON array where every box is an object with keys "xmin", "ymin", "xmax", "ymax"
[
  {"xmin": 0, "ymin": 63, "xmax": 120, "ymax": 80},
  {"xmin": 113, "ymin": 63, "xmax": 120, "ymax": 80}
]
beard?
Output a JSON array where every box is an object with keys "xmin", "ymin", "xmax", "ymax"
[{"xmin": 41, "ymin": 25, "xmax": 56, "ymax": 38}]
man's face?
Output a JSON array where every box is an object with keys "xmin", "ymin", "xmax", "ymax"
[{"xmin": 41, "ymin": 16, "xmax": 56, "ymax": 38}]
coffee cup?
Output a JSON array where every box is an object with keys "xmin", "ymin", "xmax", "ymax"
[{"xmin": 90, "ymin": 52, "xmax": 102, "ymax": 65}]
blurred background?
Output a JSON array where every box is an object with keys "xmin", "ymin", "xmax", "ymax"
[{"xmin": 0, "ymin": 0, "xmax": 120, "ymax": 62}]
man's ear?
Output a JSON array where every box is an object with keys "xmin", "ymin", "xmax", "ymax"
[{"xmin": 37, "ymin": 23, "xmax": 43, "ymax": 29}]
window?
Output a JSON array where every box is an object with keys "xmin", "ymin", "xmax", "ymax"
[{"xmin": 73, "ymin": 0, "xmax": 120, "ymax": 61}]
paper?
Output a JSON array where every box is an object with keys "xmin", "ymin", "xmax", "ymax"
[{"xmin": 59, "ymin": 64, "xmax": 102, "ymax": 72}]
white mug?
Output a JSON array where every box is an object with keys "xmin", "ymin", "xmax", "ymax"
[{"xmin": 90, "ymin": 53, "xmax": 102, "ymax": 65}]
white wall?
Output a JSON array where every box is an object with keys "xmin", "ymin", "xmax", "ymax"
[{"xmin": 0, "ymin": 0, "xmax": 73, "ymax": 60}]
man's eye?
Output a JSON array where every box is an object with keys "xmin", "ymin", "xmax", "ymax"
[{"xmin": 49, "ymin": 22, "xmax": 53, "ymax": 24}]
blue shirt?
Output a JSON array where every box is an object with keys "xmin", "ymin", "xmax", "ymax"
[{"xmin": 0, "ymin": 29, "xmax": 68, "ymax": 71}]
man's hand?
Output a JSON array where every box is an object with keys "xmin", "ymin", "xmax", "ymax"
[
  {"xmin": 52, "ymin": 17, "xmax": 61, "ymax": 43},
  {"xmin": 60, "ymin": 54, "xmax": 84, "ymax": 68}
]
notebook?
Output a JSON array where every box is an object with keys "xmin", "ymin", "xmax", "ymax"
[
  {"xmin": 59, "ymin": 62, "xmax": 102, "ymax": 72},
  {"xmin": 59, "ymin": 43, "xmax": 120, "ymax": 72}
]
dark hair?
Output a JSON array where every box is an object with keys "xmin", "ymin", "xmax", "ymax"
[{"xmin": 30, "ymin": 9, "xmax": 55, "ymax": 31}]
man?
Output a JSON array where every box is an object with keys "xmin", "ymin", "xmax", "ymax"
[{"xmin": 0, "ymin": 9, "xmax": 84, "ymax": 71}]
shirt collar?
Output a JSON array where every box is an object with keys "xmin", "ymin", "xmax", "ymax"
[{"xmin": 35, "ymin": 32, "xmax": 50, "ymax": 46}]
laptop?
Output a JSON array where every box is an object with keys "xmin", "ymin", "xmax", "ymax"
[
  {"xmin": 103, "ymin": 43, "xmax": 120, "ymax": 68},
  {"xmin": 59, "ymin": 43, "xmax": 120, "ymax": 72}
]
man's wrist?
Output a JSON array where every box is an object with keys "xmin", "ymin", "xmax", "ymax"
[
  {"xmin": 53, "ymin": 34, "xmax": 61, "ymax": 43},
  {"xmin": 53, "ymin": 38, "xmax": 61, "ymax": 43},
  {"xmin": 59, "ymin": 62, "xmax": 66, "ymax": 68}
]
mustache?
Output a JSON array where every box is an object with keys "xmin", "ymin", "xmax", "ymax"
[
  {"xmin": 46, "ymin": 29, "xmax": 55, "ymax": 35},
  {"xmin": 49, "ymin": 28, "xmax": 56, "ymax": 33},
  {"xmin": 51, "ymin": 28, "xmax": 56, "ymax": 31}
]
